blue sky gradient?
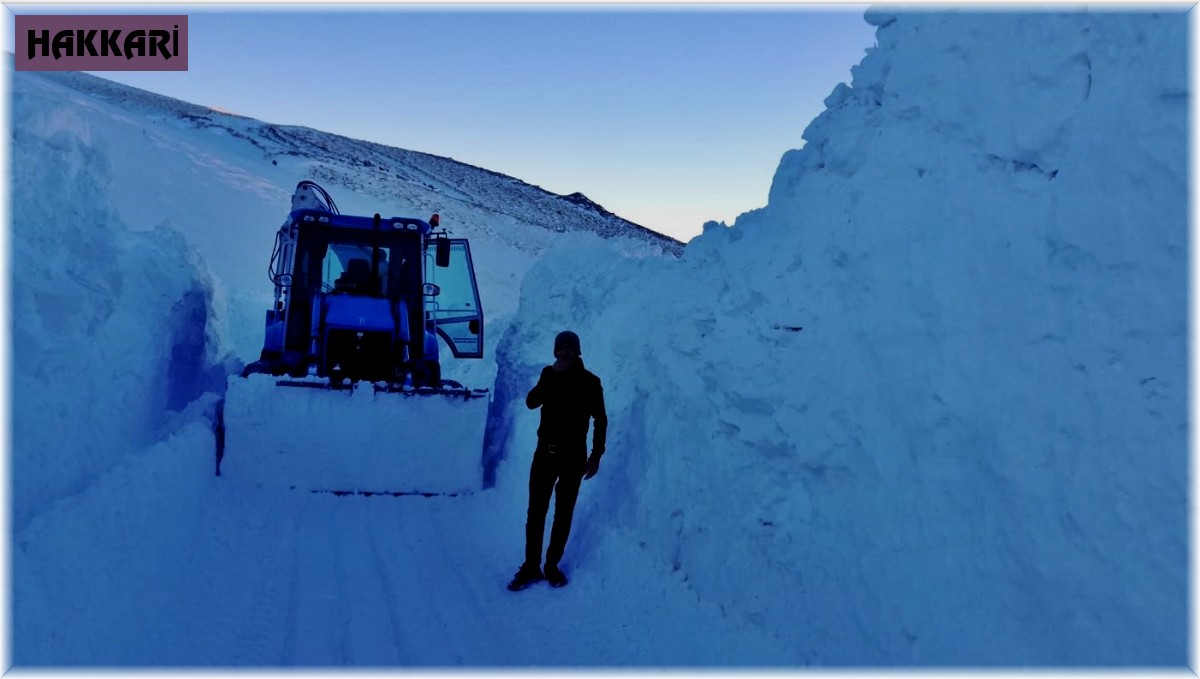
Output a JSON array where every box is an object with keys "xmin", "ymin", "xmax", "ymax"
[{"xmin": 10, "ymin": 6, "xmax": 877, "ymax": 240}]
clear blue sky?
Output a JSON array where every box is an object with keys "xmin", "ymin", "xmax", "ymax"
[{"xmin": 8, "ymin": 5, "xmax": 877, "ymax": 240}]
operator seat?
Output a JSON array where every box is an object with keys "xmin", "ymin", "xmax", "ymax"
[{"xmin": 335, "ymin": 258, "xmax": 371, "ymax": 293}]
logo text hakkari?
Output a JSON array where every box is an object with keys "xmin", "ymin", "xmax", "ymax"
[{"xmin": 27, "ymin": 26, "xmax": 181, "ymax": 60}]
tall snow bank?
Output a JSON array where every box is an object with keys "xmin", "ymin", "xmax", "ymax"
[
  {"xmin": 12, "ymin": 84, "xmax": 230, "ymax": 532},
  {"xmin": 493, "ymin": 11, "xmax": 1186, "ymax": 665}
]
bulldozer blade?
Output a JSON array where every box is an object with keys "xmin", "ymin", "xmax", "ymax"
[{"xmin": 220, "ymin": 374, "xmax": 488, "ymax": 495}]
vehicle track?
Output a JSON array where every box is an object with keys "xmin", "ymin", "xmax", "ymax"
[{"xmin": 129, "ymin": 477, "xmax": 796, "ymax": 666}]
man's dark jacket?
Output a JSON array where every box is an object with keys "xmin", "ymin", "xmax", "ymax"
[{"xmin": 526, "ymin": 359, "xmax": 607, "ymax": 457}]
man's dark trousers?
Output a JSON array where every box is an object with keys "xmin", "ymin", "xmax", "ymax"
[{"xmin": 525, "ymin": 442, "xmax": 587, "ymax": 568}]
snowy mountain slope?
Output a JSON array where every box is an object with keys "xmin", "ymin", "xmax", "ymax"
[
  {"xmin": 15, "ymin": 69, "xmax": 680, "ymax": 390},
  {"xmin": 33, "ymin": 70, "xmax": 682, "ymax": 254},
  {"xmin": 491, "ymin": 10, "xmax": 1188, "ymax": 665}
]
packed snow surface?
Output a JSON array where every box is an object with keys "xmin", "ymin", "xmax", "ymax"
[{"xmin": 11, "ymin": 9, "xmax": 1188, "ymax": 668}]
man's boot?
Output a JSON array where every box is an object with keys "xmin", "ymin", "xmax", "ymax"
[
  {"xmin": 544, "ymin": 563, "xmax": 568, "ymax": 588},
  {"xmin": 507, "ymin": 563, "xmax": 544, "ymax": 591}
]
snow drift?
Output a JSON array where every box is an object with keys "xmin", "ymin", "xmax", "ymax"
[
  {"xmin": 492, "ymin": 10, "xmax": 1187, "ymax": 665},
  {"xmin": 11, "ymin": 88, "xmax": 228, "ymax": 533}
]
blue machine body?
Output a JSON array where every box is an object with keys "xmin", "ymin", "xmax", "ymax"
[{"xmin": 246, "ymin": 182, "xmax": 482, "ymax": 387}]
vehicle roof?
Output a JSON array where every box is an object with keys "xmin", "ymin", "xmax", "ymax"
[{"xmin": 289, "ymin": 209, "xmax": 432, "ymax": 235}]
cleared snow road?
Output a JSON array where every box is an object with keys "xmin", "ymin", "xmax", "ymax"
[
  {"xmin": 14, "ymin": 433, "xmax": 795, "ymax": 667},
  {"xmin": 160, "ymin": 481, "xmax": 795, "ymax": 666}
]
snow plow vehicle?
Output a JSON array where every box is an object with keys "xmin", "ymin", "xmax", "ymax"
[{"xmin": 219, "ymin": 181, "xmax": 488, "ymax": 495}]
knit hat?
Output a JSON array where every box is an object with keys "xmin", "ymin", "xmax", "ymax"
[{"xmin": 554, "ymin": 330, "xmax": 582, "ymax": 355}]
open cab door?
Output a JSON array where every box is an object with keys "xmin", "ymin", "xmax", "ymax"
[{"xmin": 427, "ymin": 238, "xmax": 483, "ymax": 358}]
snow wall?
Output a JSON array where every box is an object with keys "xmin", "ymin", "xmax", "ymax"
[
  {"xmin": 491, "ymin": 11, "xmax": 1187, "ymax": 665},
  {"xmin": 11, "ymin": 84, "xmax": 228, "ymax": 533}
]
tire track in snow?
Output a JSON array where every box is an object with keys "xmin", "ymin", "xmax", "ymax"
[
  {"xmin": 366, "ymin": 498, "xmax": 450, "ymax": 664},
  {"xmin": 364, "ymin": 499, "xmax": 407, "ymax": 661},
  {"xmin": 284, "ymin": 493, "xmax": 351, "ymax": 665},
  {"xmin": 221, "ymin": 490, "xmax": 301, "ymax": 665},
  {"xmin": 278, "ymin": 498, "xmax": 305, "ymax": 666},
  {"xmin": 335, "ymin": 498, "xmax": 401, "ymax": 664},
  {"xmin": 163, "ymin": 483, "xmax": 301, "ymax": 665},
  {"xmin": 425, "ymin": 498, "xmax": 507, "ymax": 661},
  {"xmin": 417, "ymin": 500, "xmax": 462, "ymax": 664},
  {"xmin": 328, "ymin": 505, "xmax": 349, "ymax": 664},
  {"xmin": 153, "ymin": 482, "xmax": 797, "ymax": 666},
  {"xmin": 363, "ymin": 496, "xmax": 480, "ymax": 665}
]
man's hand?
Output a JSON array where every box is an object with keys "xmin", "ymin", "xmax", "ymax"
[
  {"xmin": 584, "ymin": 454, "xmax": 601, "ymax": 480},
  {"xmin": 551, "ymin": 347, "xmax": 578, "ymax": 373}
]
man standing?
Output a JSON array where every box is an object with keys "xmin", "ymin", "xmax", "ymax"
[{"xmin": 508, "ymin": 330, "xmax": 607, "ymax": 591}]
